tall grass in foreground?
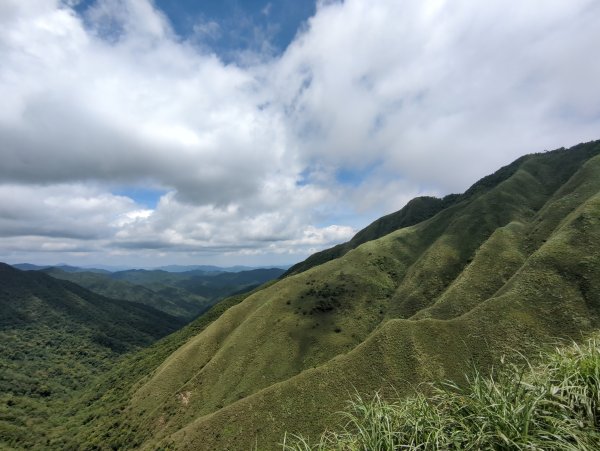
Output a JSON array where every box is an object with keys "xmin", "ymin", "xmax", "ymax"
[{"xmin": 283, "ymin": 336, "xmax": 600, "ymax": 450}]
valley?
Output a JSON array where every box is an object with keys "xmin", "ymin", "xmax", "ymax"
[
  {"xmin": 0, "ymin": 263, "xmax": 283, "ymax": 448},
  {"xmin": 41, "ymin": 266, "xmax": 285, "ymax": 320},
  {"xmin": 0, "ymin": 264, "xmax": 184, "ymax": 448}
]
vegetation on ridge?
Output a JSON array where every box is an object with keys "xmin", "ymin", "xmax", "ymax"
[
  {"xmin": 48, "ymin": 283, "xmax": 275, "ymax": 450},
  {"xmin": 281, "ymin": 151, "xmax": 532, "ymax": 279},
  {"xmin": 284, "ymin": 336, "xmax": 600, "ymax": 450},
  {"xmin": 281, "ymin": 195, "xmax": 457, "ymax": 278},
  {"xmin": 147, "ymin": 141, "xmax": 600, "ymax": 450}
]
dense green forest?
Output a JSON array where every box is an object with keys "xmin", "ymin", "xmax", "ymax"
[{"xmin": 0, "ymin": 264, "xmax": 183, "ymax": 448}]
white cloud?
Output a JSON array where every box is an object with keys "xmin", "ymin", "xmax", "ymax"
[
  {"xmin": 0, "ymin": 0, "xmax": 599, "ymax": 266},
  {"xmin": 273, "ymin": 0, "xmax": 600, "ymax": 191},
  {"xmin": 0, "ymin": 0, "xmax": 294, "ymax": 207},
  {"xmin": 0, "ymin": 184, "xmax": 135, "ymax": 239},
  {"xmin": 192, "ymin": 20, "xmax": 221, "ymax": 41},
  {"xmin": 262, "ymin": 3, "xmax": 272, "ymax": 17}
]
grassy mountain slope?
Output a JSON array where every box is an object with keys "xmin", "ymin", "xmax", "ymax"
[
  {"xmin": 281, "ymin": 154, "xmax": 530, "ymax": 278},
  {"xmin": 58, "ymin": 141, "xmax": 600, "ymax": 450},
  {"xmin": 49, "ymin": 283, "xmax": 276, "ymax": 449},
  {"xmin": 284, "ymin": 335, "xmax": 600, "ymax": 450},
  {"xmin": 281, "ymin": 195, "xmax": 456, "ymax": 278},
  {"xmin": 0, "ymin": 264, "xmax": 184, "ymax": 449}
]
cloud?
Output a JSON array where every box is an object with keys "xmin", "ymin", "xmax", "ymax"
[
  {"xmin": 192, "ymin": 20, "xmax": 221, "ymax": 41},
  {"xmin": 85, "ymin": 0, "xmax": 172, "ymax": 41},
  {"xmin": 273, "ymin": 0, "xmax": 600, "ymax": 192},
  {"xmin": 111, "ymin": 185, "xmax": 344, "ymax": 252},
  {"xmin": 0, "ymin": 183, "xmax": 140, "ymax": 238},
  {"xmin": 262, "ymin": 3, "xmax": 272, "ymax": 17},
  {"xmin": 0, "ymin": 0, "xmax": 599, "ymax": 265},
  {"xmin": 0, "ymin": 0, "xmax": 294, "ymax": 207}
]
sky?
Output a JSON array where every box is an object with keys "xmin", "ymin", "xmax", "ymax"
[{"xmin": 1, "ymin": 0, "xmax": 599, "ymax": 268}]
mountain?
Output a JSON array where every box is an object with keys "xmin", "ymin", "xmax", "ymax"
[
  {"xmin": 281, "ymin": 153, "xmax": 533, "ymax": 278},
  {"xmin": 52, "ymin": 265, "xmax": 110, "ymax": 274},
  {"xmin": 14, "ymin": 263, "xmax": 289, "ymax": 274},
  {"xmin": 175, "ymin": 268, "xmax": 288, "ymax": 299},
  {"xmin": 41, "ymin": 268, "xmax": 211, "ymax": 320},
  {"xmin": 11, "ymin": 263, "xmax": 51, "ymax": 271},
  {"xmin": 282, "ymin": 195, "xmax": 458, "ymax": 277},
  {"xmin": 12, "ymin": 263, "xmax": 110, "ymax": 274},
  {"xmin": 50, "ymin": 284, "xmax": 272, "ymax": 449},
  {"xmin": 155, "ymin": 264, "xmax": 283, "ymax": 273},
  {"xmin": 23, "ymin": 140, "xmax": 600, "ymax": 449},
  {"xmin": 42, "ymin": 267, "xmax": 286, "ymax": 320},
  {"xmin": 0, "ymin": 264, "xmax": 184, "ymax": 449}
]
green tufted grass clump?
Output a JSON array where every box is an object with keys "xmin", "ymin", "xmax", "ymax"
[{"xmin": 283, "ymin": 336, "xmax": 600, "ymax": 450}]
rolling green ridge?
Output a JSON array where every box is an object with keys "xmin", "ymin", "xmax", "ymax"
[
  {"xmin": 41, "ymin": 268, "xmax": 211, "ymax": 320},
  {"xmin": 281, "ymin": 152, "xmax": 530, "ymax": 278},
  {"xmin": 281, "ymin": 195, "xmax": 456, "ymax": 278},
  {"xmin": 42, "ymin": 267, "xmax": 285, "ymax": 320},
  {"xmin": 44, "ymin": 139, "xmax": 600, "ymax": 450},
  {"xmin": 0, "ymin": 264, "xmax": 184, "ymax": 449}
]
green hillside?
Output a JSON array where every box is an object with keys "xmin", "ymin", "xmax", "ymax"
[
  {"xmin": 281, "ymin": 153, "xmax": 530, "ymax": 278},
  {"xmin": 176, "ymin": 268, "xmax": 287, "ymax": 299},
  {"xmin": 49, "ymin": 284, "xmax": 274, "ymax": 449},
  {"xmin": 47, "ymin": 140, "xmax": 600, "ymax": 449},
  {"xmin": 282, "ymin": 195, "xmax": 457, "ymax": 278},
  {"xmin": 285, "ymin": 335, "xmax": 600, "ymax": 450},
  {"xmin": 109, "ymin": 267, "xmax": 285, "ymax": 297},
  {"xmin": 41, "ymin": 268, "xmax": 211, "ymax": 320},
  {"xmin": 42, "ymin": 267, "xmax": 285, "ymax": 320},
  {"xmin": 0, "ymin": 264, "xmax": 184, "ymax": 449}
]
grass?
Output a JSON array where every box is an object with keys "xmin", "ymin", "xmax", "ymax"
[
  {"xmin": 283, "ymin": 336, "xmax": 600, "ymax": 450},
  {"xmin": 282, "ymin": 195, "xmax": 458, "ymax": 278}
]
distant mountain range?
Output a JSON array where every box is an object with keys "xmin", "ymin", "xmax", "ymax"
[
  {"xmin": 11, "ymin": 263, "xmax": 111, "ymax": 273},
  {"xmin": 40, "ymin": 266, "xmax": 285, "ymax": 319},
  {"xmin": 11, "ymin": 263, "xmax": 291, "ymax": 273},
  {"xmin": 0, "ymin": 261, "xmax": 285, "ymax": 449},
  {"xmin": 155, "ymin": 264, "xmax": 290, "ymax": 272}
]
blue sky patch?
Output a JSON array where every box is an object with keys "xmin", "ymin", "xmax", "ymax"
[
  {"xmin": 73, "ymin": 0, "xmax": 316, "ymax": 60},
  {"xmin": 114, "ymin": 187, "xmax": 166, "ymax": 209},
  {"xmin": 335, "ymin": 162, "xmax": 382, "ymax": 187}
]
